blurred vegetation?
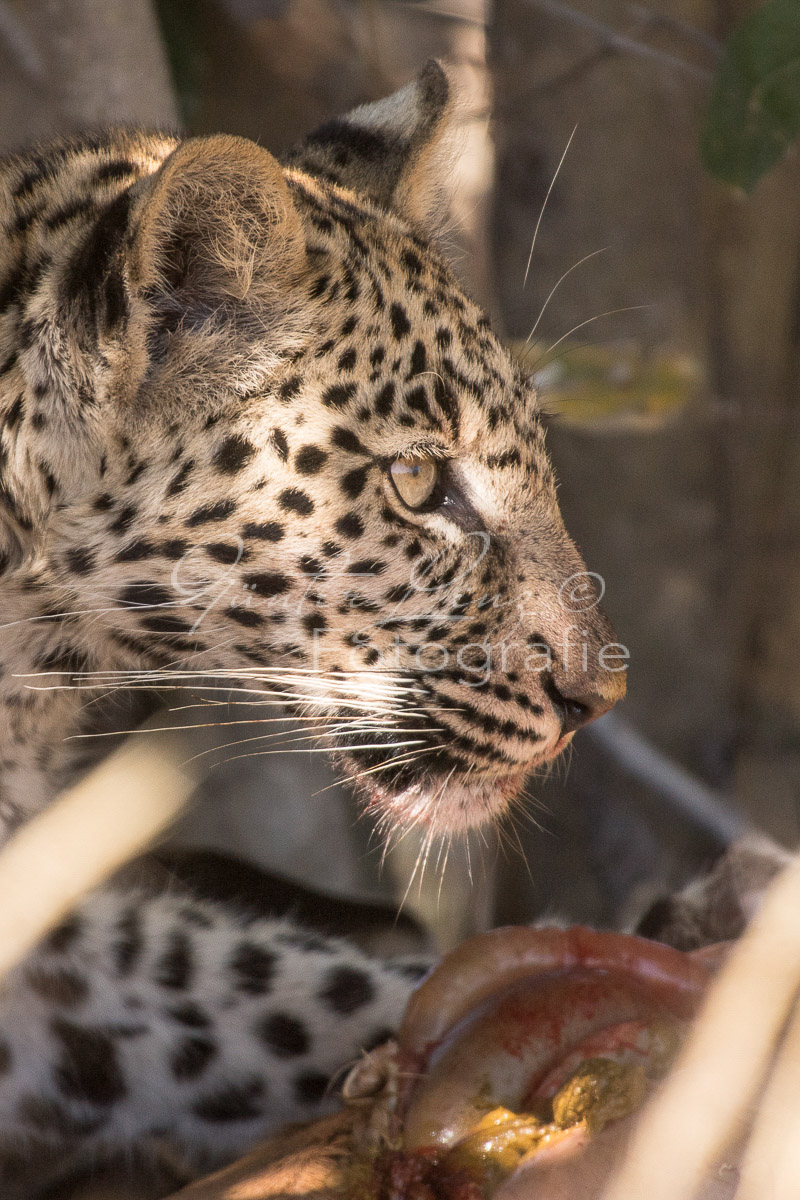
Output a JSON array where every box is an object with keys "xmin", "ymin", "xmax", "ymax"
[
  {"xmin": 703, "ymin": 0, "xmax": 800, "ymax": 191},
  {"xmin": 154, "ymin": 0, "xmax": 208, "ymax": 126}
]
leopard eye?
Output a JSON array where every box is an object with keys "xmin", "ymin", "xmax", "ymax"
[{"xmin": 389, "ymin": 457, "xmax": 439, "ymax": 509}]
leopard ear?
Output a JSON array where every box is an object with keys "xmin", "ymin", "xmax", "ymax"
[
  {"xmin": 129, "ymin": 134, "xmax": 306, "ymax": 313},
  {"xmin": 288, "ymin": 60, "xmax": 455, "ymax": 228}
]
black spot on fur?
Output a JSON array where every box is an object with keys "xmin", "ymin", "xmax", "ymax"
[
  {"xmin": 409, "ymin": 341, "xmax": 426, "ymax": 376},
  {"xmin": 330, "ymin": 427, "xmax": 367, "ymax": 455},
  {"xmin": 390, "ymin": 303, "xmax": 410, "ymax": 340},
  {"xmin": 226, "ymin": 605, "xmax": 264, "ymax": 627},
  {"xmin": 95, "ymin": 158, "xmax": 138, "ymax": 183},
  {"xmin": 278, "ymin": 487, "xmax": 314, "ymax": 516},
  {"xmin": 348, "ymin": 559, "xmax": 386, "ymax": 576},
  {"xmin": 205, "ymin": 542, "xmax": 244, "ymax": 565},
  {"xmin": 52, "ymin": 1020, "xmax": 127, "ymax": 1105},
  {"xmin": 323, "ymin": 383, "xmax": 356, "ymax": 408},
  {"xmin": 375, "ymin": 382, "xmax": 395, "ymax": 417},
  {"xmin": 242, "ymin": 520, "xmax": 285, "ymax": 542},
  {"xmin": 244, "ymin": 571, "xmax": 291, "ymax": 598},
  {"xmin": 302, "ymin": 611, "xmax": 327, "ymax": 635},
  {"xmin": 486, "ymin": 449, "xmax": 522, "ymax": 469},
  {"xmin": 5, "ymin": 395, "xmax": 23, "ymax": 428},
  {"xmin": 294, "ymin": 1070, "xmax": 330, "ymax": 1105},
  {"xmin": 270, "ymin": 428, "xmax": 289, "ymax": 461},
  {"xmin": 318, "ymin": 965, "xmax": 375, "ymax": 1015},
  {"xmin": 257, "ymin": 1012, "xmax": 310, "ymax": 1058},
  {"xmin": 61, "ymin": 189, "xmax": 131, "ymax": 331},
  {"xmin": 192, "ymin": 1078, "xmax": 265, "ymax": 1123},
  {"xmin": 295, "ymin": 445, "xmax": 328, "ymax": 475},
  {"xmin": 306, "ymin": 118, "xmax": 391, "ymax": 161},
  {"xmin": 166, "ymin": 1002, "xmax": 211, "ymax": 1029},
  {"xmin": 214, "ymin": 436, "xmax": 255, "ymax": 474},
  {"xmin": 168, "ymin": 460, "xmax": 194, "ymax": 495},
  {"xmin": 125, "ymin": 459, "xmax": 147, "ymax": 486},
  {"xmin": 171, "ymin": 1035, "xmax": 217, "ymax": 1081},
  {"xmin": 230, "ymin": 943, "xmax": 277, "ymax": 995},
  {"xmin": 338, "ymin": 348, "xmax": 357, "ymax": 371},
  {"xmin": 109, "ymin": 504, "xmax": 137, "ymax": 534},
  {"xmin": 154, "ymin": 931, "xmax": 194, "ymax": 990},
  {"xmin": 119, "ymin": 581, "xmax": 172, "ymax": 608},
  {"xmin": 335, "ymin": 512, "xmax": 364, "ymax": 539},
  {"xmin": 140, "ymin": 612, "xmax": 193, "ymax": 635},
  {"xmin": 384, "ymin": 584, "xmax": 412, "ymax": 603},
  {"xmin": 65, "ymin": 547, "xmax": 95, "ymax": 576},
  {"xmin": 112, "ymin": 908, "xmax": 142, "ymax": 976},
  {"xmin": 114, "ymin": 539, "xmax": 156, "ymax": 562},
  {"xmin": 159, "ymin": 537, "xmax": 189, "ymax": 559},
  {"xmin": 186, "ymin": 500, "xmax": 236, "ymax": 526},
  {"xmin": 340, "ymin": 466, "xmax": 369, "ymax": 499},
  {"xmin": 310, "ymin": 273, "xmax": 330, "ymax": 299},
  {"xmin": 45, "ymin": 913, "xmax": 83, "ymax": 954},
  {"xmin": 279, "ymin": 376, "xmax": 302, "ymax": 402},
  {"xmin": 27, "ymin": 966, "xmax": 89, "ymax": 1008},
  {"xmin": 406, "ymin": 386, "xmax": 431, "ymax": 418}
]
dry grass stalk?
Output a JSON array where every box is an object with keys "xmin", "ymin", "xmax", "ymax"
[
  {"xmin": 736, "ymin": 977, "xmax": 800, "ymax": 1198},
  {"xmin": 0, "ymin": 734, "xmax": 195, "ymax": 984},
  {"xmin": 602, "ymin": 851, "xmax": 800, "ymax": 1200}
]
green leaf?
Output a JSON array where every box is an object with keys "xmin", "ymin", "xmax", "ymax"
[{"xmin": 701, "ymin": 0, "xmax": 800, "ymax": 191}]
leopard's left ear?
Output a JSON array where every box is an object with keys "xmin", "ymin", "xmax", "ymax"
[{"xmin": 287, "ymin": 60, "xmax": 455, "ymax": 229}]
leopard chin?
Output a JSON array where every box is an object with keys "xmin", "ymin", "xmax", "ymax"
[{"xmin": 359, "ymin": 736, "xmax": 573, "ymax": 835}]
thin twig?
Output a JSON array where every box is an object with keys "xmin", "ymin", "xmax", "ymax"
[
  {"xmin": 628, "ymin": 4, "xmax": 722, "ymax": 57},
  {"xmin": 587, "ymin": 713, "xmax": 749, "ymax": 847},
  {"xmin": 529, "ymin": 0, "xmax": 712, "ymax": 83}
]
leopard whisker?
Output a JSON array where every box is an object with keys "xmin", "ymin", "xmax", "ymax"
[
  {"xmin": 524, "ymin": 247, "xmax": 607, "ymax": 346},
  {"xmin": 26, "ymin": 676, "xmax": 421, "ymax": 717},
  {"xmin": 191, "ymin": 739, "xmax": 429, "ymax": 773},
  {"xmin": 530, "ymin": 304, "xmax": 652, "ymax": 369},
  {"xmin": 180, "ymin": 725, "xmax": 433, "ymax": 763},
  {"xmin": 523, "ymin": 123, "xmax": 577, "ymax": 288}
]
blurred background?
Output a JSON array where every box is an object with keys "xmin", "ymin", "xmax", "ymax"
[{"xmin": 2, "ymin": 0, "xmax": 792, "ymax": 950}]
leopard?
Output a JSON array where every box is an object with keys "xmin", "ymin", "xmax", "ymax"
[{"xmin": 0, "ymin": 61, "xmax": 626, "ymax": 1195}]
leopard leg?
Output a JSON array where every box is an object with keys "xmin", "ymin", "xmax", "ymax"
[{"xmin": 0, "ymin": 884, "xmax": 429, "ymax": 1196}]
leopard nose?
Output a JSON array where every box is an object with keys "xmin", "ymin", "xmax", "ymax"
[{"xmin": 545, "ymin": 677, "xmax": 619, "ymax": 733}]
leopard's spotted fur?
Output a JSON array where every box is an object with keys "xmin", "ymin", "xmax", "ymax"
[{"xmin": 0, "ymin": 63, "xmax": 625, "ymax": 1194}]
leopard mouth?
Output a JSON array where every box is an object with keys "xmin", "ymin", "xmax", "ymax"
[{"xmin": 356, "ymin": 733, "xmax": 573, "ymax": 835}]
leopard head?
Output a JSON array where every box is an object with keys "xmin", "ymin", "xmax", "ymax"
[{"xmin": 1, "ymin": 62, "xmax": 626, "ymax": 833}]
